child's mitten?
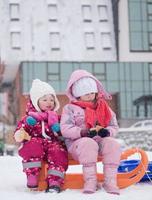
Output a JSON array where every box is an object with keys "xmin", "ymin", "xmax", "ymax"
[
  {"xmin": 26, "ymin": 116, "xmax": 37, "ymax": 126},
  {"xmin": 98, "ymin": 128, "xmax": 110, "ymax": 138},
  {"xmin": 14, "ymin": 128, "xmax": 31, "ymax": 142},
  {"xmin": 87, "ymin": 129, "xmax": 97, "ymax": 138},
  {"xmin": 51, "ymin": 123, "xmax": 60, "ymax": 132}
]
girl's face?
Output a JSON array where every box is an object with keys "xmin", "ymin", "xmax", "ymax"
[
  {"xmin": 38, "ymin": 94, "xmax": 55, "ymax": 111},
  {"xmin": 79, "ymin": 93, "xmax": 96, "ymax": 102}
]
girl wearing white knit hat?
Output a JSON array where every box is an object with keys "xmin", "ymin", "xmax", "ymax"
[
  {"xmin": 61, "ymin": 70, "xmax": 121, "ymax": 195},
  {"xmin": 14, "ymin": 79, "xmax": 68, "ymax": 193}
]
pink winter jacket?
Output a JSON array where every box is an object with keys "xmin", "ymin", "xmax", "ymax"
[
  {"xmin": 60, "ymin": 70, "xmax": 119, "ymax": 149},
  {"xmin": 15, "ymin": 100, "xmax": 64, "ymax": 143}
]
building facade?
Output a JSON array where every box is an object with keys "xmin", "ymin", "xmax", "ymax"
[{"xmin": 0, "ymin": 0, "xmax": 152, "ymax": 126}]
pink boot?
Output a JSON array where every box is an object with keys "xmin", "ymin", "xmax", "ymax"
[
  {"xmin": 103, "ymin": 165, "xmax": 119, "ymax": 195},
  {"xmin": 82, "ymin": 163, "xmax": 97, "ymax": 194},
  {"xmin": 27, "ymin": 174, "xmax": 38, "ymax": 189}
]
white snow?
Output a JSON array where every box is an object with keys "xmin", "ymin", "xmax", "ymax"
[{"xmin": 0, "ymin": 152, "xmax": 152, "ymax": 200}]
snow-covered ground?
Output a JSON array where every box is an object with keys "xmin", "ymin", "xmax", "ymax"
[{"xmin": 0, "ymin": 152, "xmax": 152, "ymax": 200}]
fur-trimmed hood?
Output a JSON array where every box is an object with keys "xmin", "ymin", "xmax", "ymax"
[{"xmin": 66, "ymin": 69, "xmax": 112, "ymax": 101}]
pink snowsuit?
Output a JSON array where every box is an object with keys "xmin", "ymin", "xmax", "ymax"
[
  {"xmin": 60, "ymin": 70, "xmax": 121, "ymax": 194},
  {"xmin": 15, "ymin": 100, "xmax": 68, "ymax": 186}
]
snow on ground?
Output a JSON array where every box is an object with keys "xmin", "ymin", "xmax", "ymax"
[{"xmin": 0, "ymin": 152, "xmax": 152, "ymax": 200}]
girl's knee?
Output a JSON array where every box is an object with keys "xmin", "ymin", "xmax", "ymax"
[
  {"xmin": 100, "ymin": 138, "xmax": 121, "ymax": 165},
  {"xmin": 74, "ymin": 138, "xmax": 99, "ymax": 164},
  {"xmin": 18, "ymin": 139, "xmax": 44, "ymax": 160},
  {"xmin": 102, "ymin": 137, "xmax": 121, "ymax": 152},
  {"xmin": 79, "ymin": 137, "xmax": 99, "ymax": 152}
]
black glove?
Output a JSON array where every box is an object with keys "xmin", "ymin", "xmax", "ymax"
[
  {"xmin": 98, "ymin": 128, "xmax": 110, "ymax": 138},
  {"xmin": 87, "ymin": 129, "xmax": 97, "ymax": 138}
]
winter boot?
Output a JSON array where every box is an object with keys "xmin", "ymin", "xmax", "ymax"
[
  {"xmin": 102, "ymin": 164, "xmax": 120, "ymax": 195},
  {"xmin": 46, "ymin": 185, "xmax": 61, "ymax": 193},
  {"xmin": 27, "ymin": 174, "xmax": 39, "ymax": 189},
  {"xmin": 82, "ymin": 163, "xmax": 97, "ymax": 194},
  {"xmin": 46, "ymin": 179, "xmax": 62, "ymax": 193}
]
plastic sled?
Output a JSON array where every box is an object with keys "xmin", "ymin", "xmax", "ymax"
[
  {"xmin": 118, "ymin": 159, "xmax": 152, "ymax": 182},
  {"xmin": 38, "ymin": 147, "xmax": 148, "ymax": 191}
]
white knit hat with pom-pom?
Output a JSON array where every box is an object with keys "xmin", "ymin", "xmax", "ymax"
[{"xmin": 30, "ymin": 79, "xmax": 60, "ymax": 111}]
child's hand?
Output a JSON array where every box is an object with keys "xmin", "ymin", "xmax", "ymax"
[
  {"xmin": 14, "ymin": 128, "xmax": 31, "ymax": 142},
  {"xmin": 26, "ymin": 116, "xmax": 37, "ymax": 126},
  {"xmin": 88, "ymin": 126, "xmax": 101, "ymax": 138},
  {"xmin": 88, "ymin": 125, "xmax": 110, "ymax": 138}
]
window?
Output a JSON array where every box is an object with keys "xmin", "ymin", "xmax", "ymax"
[
  {"xmin": 9, "ymin": 4, "xmax": 20, "ymax": 20},
  {"xmin": 149, "ymin": 63, "xmax": 152, "ymax": 80},
  {"xmin": 128, "ymin": 0, "xmax": 152, "ymax": 51},
  {"xmin": 94, "ymin": 63, "xmax": 106, "ymax": 81},
  {"xmin": 149, "ymin": 32, "xmax": 152, "ymax": 50},
  {"xmin": 47, "ymin": 63, "xmax": 60, "ymax": 81},
  {"xmin": 50, "ymin": 32, "xmax": 60, "ymax": 50},
  {"xmin": 84, "ymin": 32, "xmax": 95, "ymax": 49},
  {"xmin": 101, "ymin": 32, "xmax": 112, "ymax": 49},
  {"xmin": 11, "ymin": 32, "xmax": 21, "ymax": 49},
  {"xmin": 144, "ymin": 121, "xmax": 152, "ymax": 127},
  {"xmin": 48, "ymin": 4, "xmax": 58, "ymax": 21},
  {"xmin": 98, "ymin": 5, "xmax": 108, "ymax": 21},
  {"xmin": 147, "ymin": 2, "xmax": 152, "ymax": 20},
  {"xmin": 82, "ymin": 5, "xmax": 92, "ymax": 22},
  {"xmin": 133, "ymin": 122, "xmax": 142, "ymax": 128}
]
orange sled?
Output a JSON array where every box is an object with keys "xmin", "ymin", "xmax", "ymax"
[{"xmin": 38, "ymin": 148, "xmax": 148, "ymax": 191}]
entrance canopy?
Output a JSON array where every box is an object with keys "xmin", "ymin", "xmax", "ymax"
[{"xmin": 133, "ymin": 95, "xmax": 152, "ymax": 117}]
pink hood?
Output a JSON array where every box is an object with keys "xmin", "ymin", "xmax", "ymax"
[{"xmin": 66, "ymin": 69, "xmax": 112, "ymax": 101}]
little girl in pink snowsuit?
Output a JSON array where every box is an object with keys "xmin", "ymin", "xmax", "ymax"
[
  {"xmin": 14, "ymin": 79, "xmax": 68, "ymax": 193},
  {"xmin": 60, "ymin": 70, "xmax": 121, "ymax": 195}
]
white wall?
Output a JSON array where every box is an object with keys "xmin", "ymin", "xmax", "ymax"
[{"xmin": 0, "ymin": 0, "xmax": 117, "ymax": 83}]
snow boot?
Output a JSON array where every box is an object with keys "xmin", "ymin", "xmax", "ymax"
[
  {"xmin": 27, "ymin": 174, "xmax": 38, "ymax": 189},
  {"xmin": 46, "ymin": 185, "xmax": 61, "ymax": 193},
  {"xmin": 46, "ymin": 180, "xmax": 61, "ymax": 193},
  {"xmin": 102, "ymin": 164, "xmax": 120, "ymax": 195},
  {"xmin": 82, "ymin": 163, "xmax": 97, "ymax": 194}
]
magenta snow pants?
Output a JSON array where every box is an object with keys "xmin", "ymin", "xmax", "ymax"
[{"xmin": 19, "ymin": 137, "xmax": 68, "ymax": 185}]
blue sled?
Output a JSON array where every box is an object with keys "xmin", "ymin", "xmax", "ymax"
[{"xmin": 118, "ymin": 159, "xmax": 152, "ymax": 182}]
